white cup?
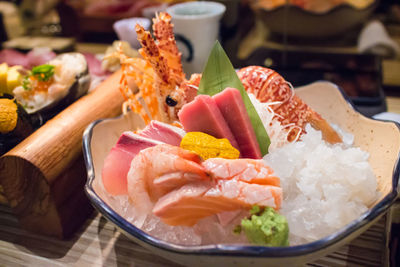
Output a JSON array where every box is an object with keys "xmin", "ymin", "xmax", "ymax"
[
  {"xmin": 166, "ymin": 1, "xmax": 226, "ymax": 75},
  {"xmin": 358, "ymin": 20, "xmax": 400, "ymax": 58}
]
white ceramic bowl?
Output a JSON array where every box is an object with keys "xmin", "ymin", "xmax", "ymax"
[
  {"xmin": 256, "ymin": 1, "xmax": 377, "ymax": 38},
  {"xmin": 83, "ymin": 81, "xmax": 400, "ymax": 266},
  {"xmin": 113, "ymin": 17, "xmax": 151, "ymax": 49}
]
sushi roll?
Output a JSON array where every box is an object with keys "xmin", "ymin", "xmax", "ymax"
[{"xmin": 13, "ymin": 52, "xmax": 90, "ymax": 114}]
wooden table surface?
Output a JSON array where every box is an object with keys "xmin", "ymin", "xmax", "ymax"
[
  {"xmin": 0, "ymin": 204, "xmax": 393, "ymax": 267},
  {"xmin": 387, "ymin": 97, "xmax": 400, "ymax": 114},
  {"xmin": 1, "ymin": 97, "xmax": 399, "ymax": 267}
]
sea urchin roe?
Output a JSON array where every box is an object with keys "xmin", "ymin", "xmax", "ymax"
[
  {"xmin": 0, "ymin": 98, "xmax": 18, "ymax": 134},
  {"xmin": 180, "ymin": 132, "xmax": 240, "ymax": 160}
]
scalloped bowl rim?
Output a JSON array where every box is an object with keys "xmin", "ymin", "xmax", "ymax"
[
  {"xmin": 83, "ymin": 81, "xmax": 400, "ymax": 258},
  {"xmin": 257, "ymin": 1, "xmax": 377, "ymax": 16}
]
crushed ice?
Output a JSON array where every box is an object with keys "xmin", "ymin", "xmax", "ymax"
[
  {"xmin": 264, "ymin": 125, "xmax": 380, "ymax": 245},
  {"xmin": 99, "ymin": 123, "xmax": 380, "ymax": 246}
]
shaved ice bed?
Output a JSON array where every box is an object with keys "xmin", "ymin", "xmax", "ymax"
[
  {"xmin": 100, "ymin": 123, "xmax": 379, "ymax": 246},
  {"xmin": 100, "ymin": 194, "xmax": 249, "ymax": 245},
  {"xmin": 248, "ymin": 94, "xmax": 291, "ymax": 151},
  {"xmin": 264, "ymin": 125, "xmax": 380, "ymax": 245}
]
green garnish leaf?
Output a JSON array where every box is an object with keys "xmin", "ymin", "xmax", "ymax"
[
  {"xmin": 31, "ymin": 64, "xmax": 55, "ymax": 82},
  {"xmin": 22, "ymin": 75, "xmax": 31, "ymax": 90},
  {"xmin": 198, "ymin": 41, "xmax": 270, "ymax": 155}
]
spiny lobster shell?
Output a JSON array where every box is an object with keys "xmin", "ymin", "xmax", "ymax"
[
  {"xmin": 237, "ymin": 66, "xmax": 342, "ymax": 144},
  {"xmin": 118, "ymin": 12, "xmax": 196, "ymax": 125}
]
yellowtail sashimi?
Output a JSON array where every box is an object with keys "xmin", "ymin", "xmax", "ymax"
[{"xmin": 102, "ymin": 121, "xmax": 185, "ymax": 195}]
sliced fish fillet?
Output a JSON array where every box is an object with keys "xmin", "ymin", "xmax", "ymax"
[{"xmin": 153, "ymin": 180, "xmax": 282, "ymax": 226}]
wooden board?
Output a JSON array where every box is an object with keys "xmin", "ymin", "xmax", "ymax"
[
  {"xmin": 0, "ymin": 205, "xmax": 391, "ymax": 266},
  {"xmin": 0, "ymin": 71, "xmax": 126, "ymax": 238}
]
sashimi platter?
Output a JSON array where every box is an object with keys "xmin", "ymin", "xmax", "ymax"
[{"xmin": 83, "ymin": 12, "xmax": 400, "ymax": 263}]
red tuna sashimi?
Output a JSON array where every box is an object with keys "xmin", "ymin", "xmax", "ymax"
[
  {"xmin": 153, "ymin": 180, "xmax": 282, "ymax": 226},
  {"xmin": 138, "ymin": 120, "xmax": 186, "ymax": 146},
  {"xmin": 102, "ymin": 132, "xmax": 163, "ymax": 195},
  {"xmin": 178, "ymin": 95, "xmax": 239, "ymax": 149},
  {"xmin": 213, "ymin": 88, "xmax": 261, "ymax": 159}
]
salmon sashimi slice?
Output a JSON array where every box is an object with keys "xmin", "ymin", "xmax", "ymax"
[
  {"xmin": 153, "ymin": 180, "xmax": 282, "ymax": 226},
  {"xmin": 203, "ymin": 158, "xmax": 280, "ymax": 187},
  {"xmin": 127, "ymin": 144, "xmax": 209, "ymax": 220},
  {"xmin": 153, "ymin": 172, "xmax": 206, "ymax": 191},
  {"xmin": 124, "ymin": 143, "xmax": 282, "ymax": 227}
]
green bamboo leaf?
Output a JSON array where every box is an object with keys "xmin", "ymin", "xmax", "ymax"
[{"xmin": 198, "ymin": 41, "xmax": 270, "ymax": 155}]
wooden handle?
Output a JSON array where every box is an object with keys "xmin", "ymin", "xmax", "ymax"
[{"xmin": 0, "ymin": 70, "xmax": 126, "ymax": 238}]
